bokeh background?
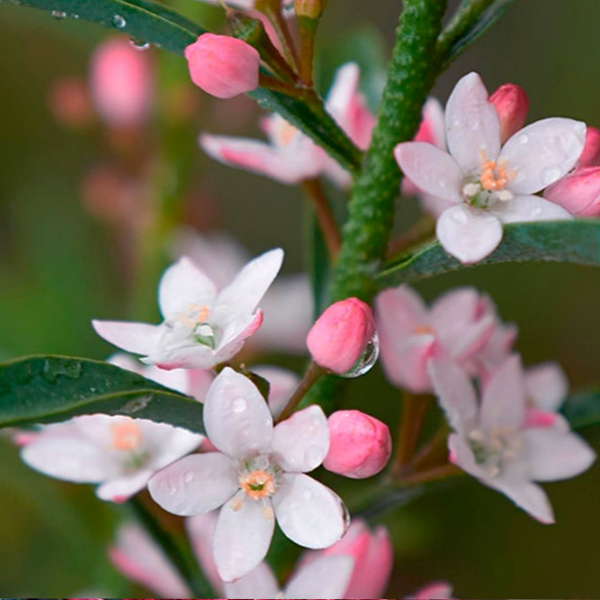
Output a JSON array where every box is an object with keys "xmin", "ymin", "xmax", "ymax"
[{"xmin": 0, "ymin": 0, "xmax": 599, "ymax": 597}]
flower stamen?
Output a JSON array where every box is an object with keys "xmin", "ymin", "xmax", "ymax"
[
  {"xmin": 111, "ymin": 421, "xmax": 142, "ymax": 452},
  {"xmin": 240, "ymin": 470, "xmax": 276, "ymax": 500}
]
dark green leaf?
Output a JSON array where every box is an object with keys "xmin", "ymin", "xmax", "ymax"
[
  {"xmin": 305, "ymin": 205, "xmax": 332, "ymax": 317},
  {"xmin": 0, "ymin": 355, "xmax": 204, "ymax": 432},
  {"xmin": 377, "ymin": 220, "xmax": 600, "ymax": 289},
  {"xmin": 10, "ymin": 0, "xmax": 362, "ymax": 172},
  {"xmin": 563, "ymin": 390, "xmax": 600, "ymax": 429},
  {"xmin": 438, "ymin": 0, "xmax": 515, "ymax": 64}
]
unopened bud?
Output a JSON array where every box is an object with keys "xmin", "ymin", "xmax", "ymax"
[
  {"xmin": 490, "ymin": 83, "xmax": 529, "ymax": 143},
  {"xmin": 543, "ymin": 166, "xmax": 600, "ymax": 217},
  {"xmin": 307, "ymin": 297, "xmax": 375, "ymax": 375},
  {"xmin": 324, "ymin": 410, "xmax": 392, "ymax": 479},
  {"xmin": 185, "ymin": 34, "xmax": 260, "ymax": 99},
  {"xmin": 578, "ymin": 126, "xmax": 600, "ymax": 167}
]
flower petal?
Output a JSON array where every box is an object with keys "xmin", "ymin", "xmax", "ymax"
[
  {"xmin": 436, "ymin": 204, "xmax": 503, "ymax": 264},
  {"xmin": 158, "ymin": 256, "xmax": 217, "ymax": 320},
  {"xmin": 92, "ymin": 320, "xmax": 163, "ymax": 356},
  {"xmin": 429, "ymin": 360, "xmax": 478, "ymax": 435},
  {"xmin": 110, "ymin": 523, "xmax": 190, "ymax": 598},
  {"xmin": 96, "ymin": 469, "xmax": 154, "ymax": 502},
  {"xmin": 492, "ymin": 195, "xmax": 572, "ymax": 224},
  {"xmin": 213, "ymin": 311, "xmax": 264, "ymax": 364},
  {"xmin": 271, "ymin": 406, "xmax": 329, "ymax": 473},
  {"xmin": 501, "ymin": 118, "xmax": 587, "ymax": 194},
  {"xmin": 284, "ymin": 555, "xmax": 354, "ymax": 599},
  {"xmin": 481, "ymin": 354, "xmax": 526, "ymax": 430},
  {"xmin": 525, "ymin": 426, "xmax": 596, "ymax": 482},
  {"xmin": 394, "ymin": 142, "xmax": 463, "ymax": 203},
  {"xmin": 224, "ymin": 561, "xmax": 281, "ymax": 599},
  {"xmin": 185, "ymin": 513, "xmax": 224, "ymax": 595},
  {"xmin": 214, "ymin": 248, "xmax": 284, "ymax": 323},
  {"xmin": 21, "ymin": 435, "xmax": 118, "ymax": 483},
  {"xmin": 273, "ymin": 474, "xmax": 347, "ymax": 549},
  {"xmin": 204, "ymin": 367, "xmax": 273, "ymax": 458},
  {"xmin": 213, "ymin": 492, "xmax": 275, "ymax": 582},
  {"xmin": 251, "ymin": 365, "xmax": 300, "ymax": 419},
  {"xmin": 148, "ymin": 453, "xmax": 238, "ymax": 515},
  {"xmin": 200, "ymin": 133, "xmax": 317, "ymax": 184},
  {"xmin": 525, "ymin": 362, "xmax": 568, "ymax": 412},
  {"xmin": 142, "ymin": 344, "xmax": 216, "ymax": 370},
  {"xmin": 445, "ymin": 72, "xmax": 501, "ymax": 171}
]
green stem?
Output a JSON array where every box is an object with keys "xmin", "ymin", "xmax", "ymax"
[
  {"xmin": 302, "ymin": 178, "xmax": 341, "ymax": 258},
  {"xmin": 276, "ymin": 362, "xmax": 326, "ymax": 422},
  {"xmin": 329, "ymin": 0, "xmax": 447, "ymax": 303},
  {"xmin": 129, "ymin": 497, "xmax": 213, "ymax": 598},
  {"xmin": 393, "ymin": 393, "xmax": 430, "ymax": 475}
]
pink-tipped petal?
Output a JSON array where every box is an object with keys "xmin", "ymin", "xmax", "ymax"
[
  {"xmin": 501, "ymin": 118, "xmax": 587, "ymax": 194},
  {"xmin": 525, "ymin": 362, "xmax": 568, "ymax": 412},
  {"xmin": 445, "ymin": 72, "xmax": 501, "ymax": 171},
  {"xmin": 416, "ymin": 97, "xmax": 446, "ymax": 148},
  {"xmin": 579, "ymin": 126, "xmax": 600, "ymax": 167},
  {"xmin": 284, "ymin": 555, "xmax": 354, "ymax": 599},
  {"xmin": 96, "ymin": 469, "xmax": 154, "ymax": 502},
  {"xmin": 490, "ymin": 83, "xmax": 529, "ymax": 144},
  {"xmin": 185, "ymin": 34, "xmax": 260, "ymax": 99},
  {"xmin": 395, "ymin": 142, "xmax": 463, "ymax": 203},
  {"xmin": 543, "ymin": 166, "xmax": 600, "ymax": 217},
  {"xmin": 436, "ymin": 204, "xmax": 503, "ymax": 264}
]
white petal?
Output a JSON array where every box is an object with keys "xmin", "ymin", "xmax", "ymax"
[
  {"xmin": 110, "ymin": 523, "xmax": 190, "ymax": 598},
  {"xmin": 428, "ymin": 360, "xmax": 478, "ymax": 435},
  {"xmin": 271, "ymin": 406, "xmax": 329, "ymax": 473},
  {"xmin": 273, "ymin": 474, "xmax": 347, "ymax": 549},
  {"xmin": 251, "ymin": 365, "xmax": 300, "ymax": 419},
  {"xmin": 394, "ymin": 142, "xmax": 463, "ymax": 203},
  {"xmin": 148, "ymin": 453, "xmax": 238, "ymax": 515},
  {"xmin": 22, "ymin": 435, "xmax": 118, "ymax": 483},
  {"xmin": 492, "ymin": 471, "xmax": 555, "ymax": 524},
  {"xmin": 96, "ymin": 469, "xmax": 154, "ymax": 502},
  {"xmin": 448, "ymin": 433, "xmax": 489, "ymax": 481},
  {"xmin": 481, "ymin": 355, "xmax": 526, "ymax": 430},
  {"xmin": 185, "ymin": 513, "xmax": 224, "ymax": 595},
  {"xmin": 420, "ymin": 96, "xmax": 447, "ymax": 148},
  {"xmin": 213, "ymin": 311, "xmax": 264, "ymax": 364},
  {"xmin": 224, "ymin": 561, "xmax": 281, "ymax": 599},
  {"xmin": 525, "ymin": 362, "xmax": 568, "ymax": 412},
  {"xmin": 445, "ymin": 72, "xmax": 501, "ymax": 171},
  {"xmin": 493, "ymin": 195, "xmax": 572, "ymax": 224},
  {"xmin": 214, "ymin": 249, "xmax": 284, "ymax": 323},
  {"xmin": 200, "ymin": 133, "xmax": 319, "ymax": 185},
  {"xmin": 502, "ymin": 118, "xmax": 587, "ymax": 194},
  {"xmin": 525, "ymin": 427, "xmax": 596, "ymax": 482},
  {"xmin": 142, "ymin": 344, "xmax": 217, "ymax": 370},
  {"xmin": 214, "ymin": 492, "xmax": 275, "ymax": 582},
  {"xmin": 158, "ymin": 257, "xmax": 217, "ymax": 320},
  {"xmin": 284, "ymin": 555, "xmax": 354, "ymax": 599},
  {"xmin": 204, "ymin": 367, "xmax": 273, "ymax": 458},
  {"xmin": 92, "ymin": 320, "xmax": 162, "ymax": 356},
  {"xmin": 436, "ymin": 204, "xmax": 503, "ymax": 264}
]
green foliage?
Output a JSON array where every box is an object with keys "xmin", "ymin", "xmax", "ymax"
[
  {"xmin": 564, "ymin": 390, "xmax": 600, "ymax": 429},
  {"xmin": 0, "ymin": 355, "xmax": 204, "ymax": 432},
  {"xmin": 377, "ymin": 220, "xmax": 600, "ymax": 288}
]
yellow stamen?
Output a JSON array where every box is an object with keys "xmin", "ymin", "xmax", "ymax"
[{"xmin": 111, "ymin": 421, "xmax": 142, "ymax": 452}]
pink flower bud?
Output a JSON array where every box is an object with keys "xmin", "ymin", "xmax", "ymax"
[
  {"xmin": 578, "ymin": 126, "xmax": 600, "ymax": 167},
  {"xmin": 490, "ymin": 83, "xmax": 529, "ymax": 143},
  {"xmin": 90, "ymin": 37, "xmax": 153, "ymax": 126},
  {"xmin": 543, "ymin": 166, "xmax": 600, "ymax": 217},
  {"xmin": 324, "ymin": 410, "xmax": 392, "ymax": 478},
  {"xmin": 307, "ymin": 297, "xmax": 375, "ymax": 374},
  {"xmin": 48, "ymin": 77, "xmax": 94, "ymax": 128},
  {"xmin": 185, "ymin": 34, "xmax": 260, "ymax": 99}
]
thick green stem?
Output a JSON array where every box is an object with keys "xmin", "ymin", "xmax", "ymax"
[
  {"xmin": 129, "ymin": 497, "xmax": 214, "ymax": 598},
  {"xmin": 329, "ymin": 0, "xmax": 447, "ymax": 303}
]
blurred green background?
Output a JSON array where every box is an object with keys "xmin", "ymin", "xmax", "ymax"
[{"xmin": 0, "ymin": 0, "xmax": 599, "ymax": 597}]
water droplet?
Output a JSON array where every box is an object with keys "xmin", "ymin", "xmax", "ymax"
[
  {"xmin": 130, "ymin": 38, "xmax": 151, "ymax": 51},
  {"xmin": 232, "ymin": 397, "xmax": 247, "ymax": 413},
  {"xmin": 542, "ymin": 166, "xmax": 561, "ymax": 186},
  {"xmin": 302, "ymin": 489, "xmax": 313, "ymax": 500},
  {"xmin": 468, "ymin": 120, "xmax": 480, "ymax": 131},
  {"xmin": 51, "ymin": 9, "xmax": 67, "ymax": 19},
  {"xmin": 184, "ymin": 471, "xmax": 194, "ymax": 484},
  {"xmin": 530, "ymin": 207, "xmax": 543, "ymax": 218},
  {"xmin": 451, "ymin": 209, "xmax": 469, "ymax": 224},
  {"xmin": 341, "ymin": 333, "xmax": 380, "ymax": 379},
  {"xmin": 518, "ymin": 134, "xmax": 529, "ymax": 145},
  {"xmin": 306, "ymin": 445, "xmax": 323, "ymax": 465},
  {"xmin": 168, "ymin": 484, "xmax": 177, "ymax": 496},
  {"xmin": 112, "ymin": 14, "xmax": 127, "ymax": 29}
]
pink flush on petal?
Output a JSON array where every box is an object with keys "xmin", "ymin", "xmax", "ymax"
[
  {"xmin": 185, "ymin": 34, "xmax": 260, "ymax": 99},
  {"xmin": 578, "ymin": 126, "xmax": 600, "ymax": 167},
  {"xmin": 90, "ymin": 37, "xmax": 153, "ymax": 126},
  {"xmin": 543, "ymin": 166, "xmax": 600, "ymax": 217},
  {"xmin": 489, "ymin": 82, "xmax": 529, "ymax": 143}
]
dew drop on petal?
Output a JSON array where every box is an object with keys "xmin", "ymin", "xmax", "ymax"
[
  {"xmin": 451, "ymin": 209, "xmax": 469, "ymax": 224},
  {"xmin": 518, "ymin": 134, "xmax": 529, "ymax": 145},
  {"xmin": 112, "ymin": 14, "xmax": 127, "ymax": 28},
  {"xmin": 302, "ymin": 489, "xmax": 313, "ymax": 501},
  {"xmin": 530, "ymin": 207, "xmax": 543, "ymax": 218},
  {"xmin": 542, "ymin": 166, "xmax": 562, "ymax": 186},
  {"xmin": 232, "ymin": 397, "xmax": 247, "ymax": 413},
  {"xmin": 340, "ymin": 333, "xmax": 380, "ymax": 379},
  {"xmin": 184, "ymin": 471, "xmax": 194, "ymax": 484},
  {"xmin": 468, "ymin": 120, "xmax": 480, "ymax": 131}
]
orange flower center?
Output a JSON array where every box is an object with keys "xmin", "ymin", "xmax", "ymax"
[
  {"xmin": 414, "ymin": 324, "xmax": 435, "ymax": 335},
  {"xmin": 111, "ymin": 421, "xmax": 142, "ymax": 452},
  {"xmin": 239, "ymin": 470, "xmax": 276, "ymax": 500},
  {"xmin": 479, "ymin": 158, "xmax": 510, "ymax": 191}
]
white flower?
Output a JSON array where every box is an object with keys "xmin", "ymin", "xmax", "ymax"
[
  {"xmin": 395, "ymin": 72, "xmax": 585, "ymax": 264},
  {"xmin": 93, "ymin": 248, "xmax": 283, "ymax": 370},
  {"xmin": 148, "ymin": 367, "xmax": 348, "ymax": 582},
  {"xmin": 429, "ymin": 355, "xmax": 596, "ymax": 523}
]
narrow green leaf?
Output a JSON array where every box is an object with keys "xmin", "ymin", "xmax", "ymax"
[
  {"xmin": 9, "ymin": 0, "xmax": 362, "ymax": 172},
  {"xmin": 305, "ymin": 206, "xmax": 332, "ymax": 317},
  {"xmin": 0, "ymin": 355, "xmax": 204, "ymax": 432},
  {"xmin": 377, "ymin": 220, "xmax": 600, "ymax": 289},
  {"xmin": 563, "ymin": 390, "xmax": 600, "ymax": 429}
]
